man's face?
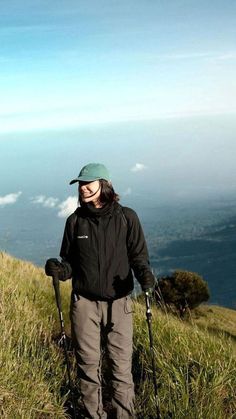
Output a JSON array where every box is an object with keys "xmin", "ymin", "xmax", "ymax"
[{"xmin": 78, "ymin": 180, "xmax": 101, "ymax": 203}]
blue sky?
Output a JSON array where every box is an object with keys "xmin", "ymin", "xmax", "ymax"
[
  {"xmin": 0, "ymin": 1, "xmax": 236, "ymax": 211},
  {"xmin": 1, "ymin": 0, "xmax": 236, "ymax": 132}
]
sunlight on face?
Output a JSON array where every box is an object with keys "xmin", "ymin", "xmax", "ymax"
[{"xmin": 79, "ymin": 180, "xmax": 102, "ymax": 206}]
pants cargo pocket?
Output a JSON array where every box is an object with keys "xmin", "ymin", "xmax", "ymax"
[{"xmin": 124, "ymin": 296, "xmax": 133, "ymax": 314}]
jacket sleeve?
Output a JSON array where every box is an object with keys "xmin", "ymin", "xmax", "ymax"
[
  {"xmin": 125, "ymin": 208, "xmax": 155, "ymax": 290},
  {"xmin": 59, "ymin": 213, "xmax": 77, "ymax": 269}
]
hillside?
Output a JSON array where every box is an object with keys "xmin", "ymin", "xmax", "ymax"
[
  {"xmin": 0, "ymin": 252, "xmax": 235, "ymax": 418},
  {"xmin": 190, "ymin": 305, "xmax": 236, "ymax": 353}
]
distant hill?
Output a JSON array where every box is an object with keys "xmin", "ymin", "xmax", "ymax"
[
  {"xmin": 148, "ymin": 210, "xmax": 236, "ymax": 309},
  {"xmin": 0, "ymin": 252, "xmax": 235, "ymax": 418}
]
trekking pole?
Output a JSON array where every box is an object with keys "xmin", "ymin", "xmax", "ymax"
[
  {"xmin": 145, "ymin": 290, "xmax": 161, "ymax": 419},
  {"xmin": 52, "ymin": 274, "xmax": 78, "ymax": 419}
]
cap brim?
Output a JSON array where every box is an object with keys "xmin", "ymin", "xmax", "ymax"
[
  {"xmin": 69, "ymin": 176, "xmax": 100, "ymax": 185},
  {"xmin": 69, "ymin": 179, "xmax": 79, "ymax": 185}
]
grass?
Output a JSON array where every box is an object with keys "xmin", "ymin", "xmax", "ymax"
[
  {"xmin": 0, "ymin": 252, "xmax": 69, "ymax": 418},
  {"xmin": 0, "ymin": 252, "xmax": 236, "ymax": 418},
  {"xmin": 133, "ymin": 300, "xmax": 236, "ymax": 418},
  {"xmin": 190, "ymin": 305, "xmax": 236, "ymax": 354}
]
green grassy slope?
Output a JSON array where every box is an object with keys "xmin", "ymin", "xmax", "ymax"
[
  {"xmin": 0, "ymin": 252, "xmax": 69, "ymax": 418},
  {"xmin": 190, "ymin": 305, "xmax": 236, "ymax": 352},
  {"xmin": 0, "ymin": 252, "xmax": 235, "ymax": 418}
]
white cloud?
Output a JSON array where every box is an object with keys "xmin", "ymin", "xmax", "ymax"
[
  {"xmin": 131, "ymin": 163, "xmax": 147, "ymax": 172},
  {"xmin": 1, "ymin": 92, "xmax": 236, "ymax": 134},
  {"xmin": 31, "ymin": 194, "xmax": 77, "ymax": 216},
  {"xmin": 31, "ymin": 195, "xmax": 45, "ymax": 204},
  {"xmin": 0, "ymin": 191, "xmax": 22, "ymax": 206},
  {"xmin": 57, "ymin": 196, "xmax": 78, "ymax": 218},
  {"xmin": 156, "ymin": 51, "xmax": 236, "ymax": 61},
  {"xmin": 217, "ymin": 52, "xmax": 236, "ymax": 61},
  {"xmin": 123, "ymin": 187, "xmax": 132, "ymax": 196},
  {"xmin": 43, "ymin": 197, "xmax": 59, "ymax": 208},
  {"xmin": 31, "ymin": 195, "xmax": 59, "ymax": 208}
]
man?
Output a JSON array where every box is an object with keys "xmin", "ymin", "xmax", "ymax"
[{"xmin": 45, "ymin": 163, "xmax": 155, "ymax": 418}]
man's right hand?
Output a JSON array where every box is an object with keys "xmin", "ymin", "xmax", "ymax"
[
  {"xmin": 45, "ymin": 258, "xmax": 72, "ymax": 281},
  {"xmin": 45, "ymin": 258, "xmax": 63, "ymax": 277}
]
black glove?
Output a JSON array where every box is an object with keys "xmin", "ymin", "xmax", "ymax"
[
  {"xmin": 141, "ymin": 271, "xmax": 156, "ymax": 291},
  {"xmin": 45, "ymin": 258, "xmax": 72, "ymax": 281}
]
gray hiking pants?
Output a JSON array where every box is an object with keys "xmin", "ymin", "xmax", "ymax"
[{"xmin": 70, "ymin": 294, "xmax": 135, "ymax": 419}]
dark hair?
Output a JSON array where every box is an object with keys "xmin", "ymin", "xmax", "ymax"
[
  {"xmin": 78, "ymin": 179, "xmax": 119, "ymax": 207},
  {"xmin": 99, "ymin": 180, "xmax": 120, "ymax": 205}
]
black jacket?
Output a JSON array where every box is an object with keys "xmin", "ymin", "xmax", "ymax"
[{"xmin": 60, "ymin": 201, "xmax": 153, "ymax": 300}]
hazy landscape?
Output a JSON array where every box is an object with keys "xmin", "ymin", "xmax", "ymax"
[
  {"xmin": 1, "ymin": 115, "xmax": 236, "ymax": 311},
  {"xmin": 0, "ymin": 189, "xmax": 235, "ymax": 309}
]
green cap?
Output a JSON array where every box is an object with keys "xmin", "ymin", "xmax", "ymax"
[{"xmin": 70, "ymin": 163, "xmax": 110, "ymax": 184}]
